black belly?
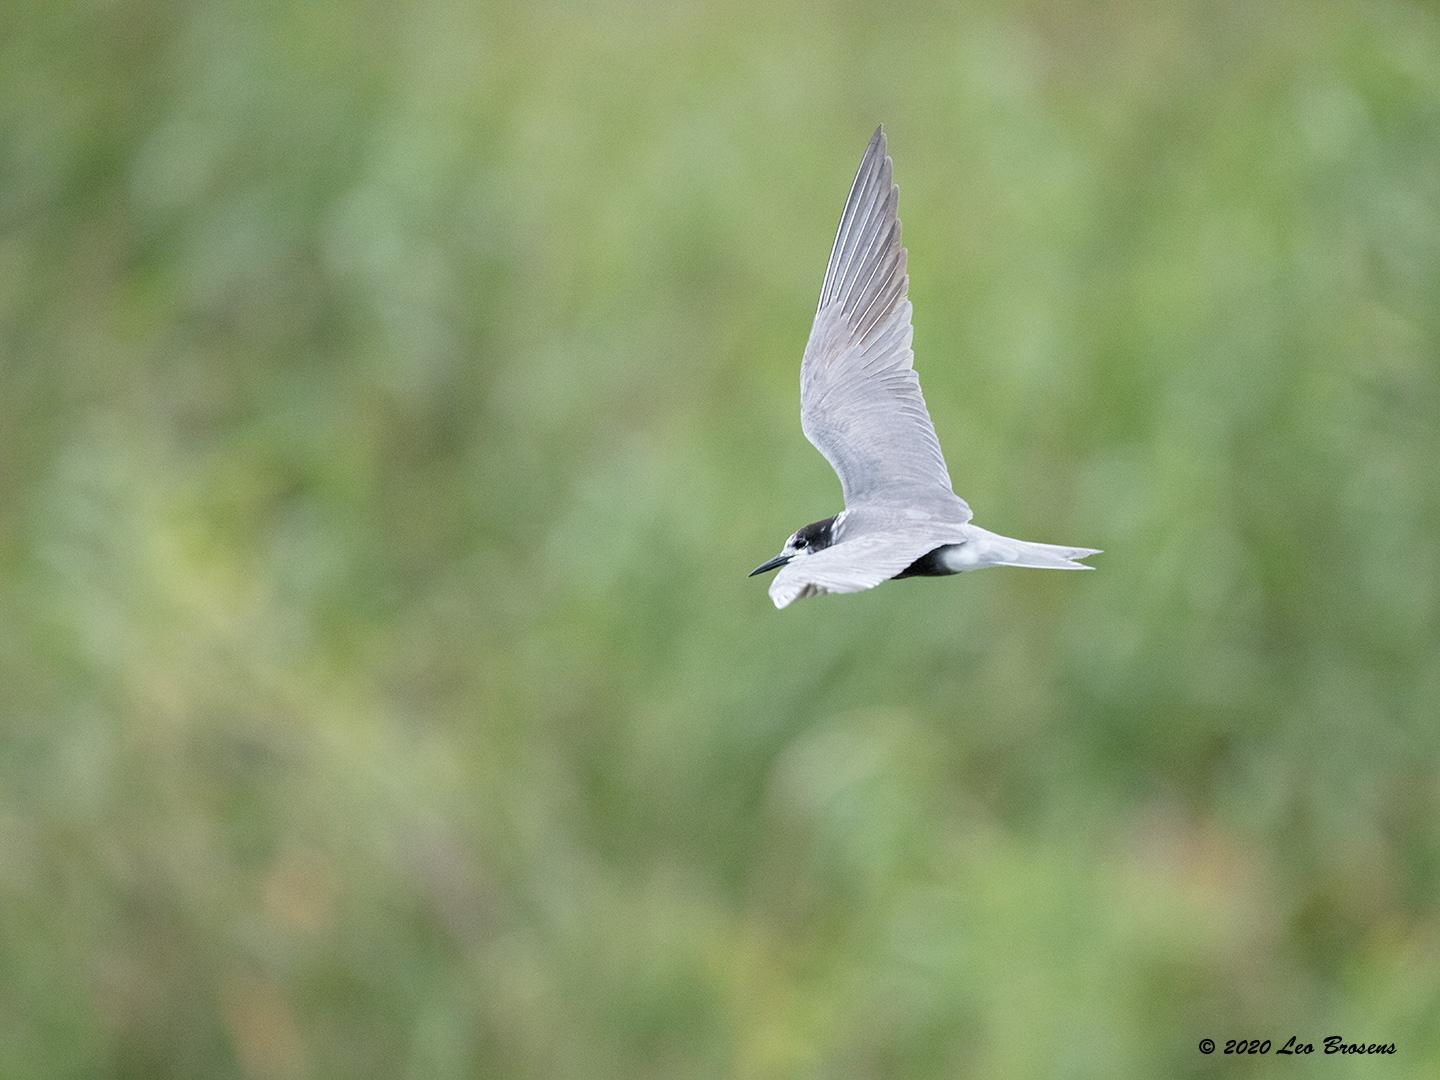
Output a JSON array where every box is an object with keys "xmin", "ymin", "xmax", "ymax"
[{"xmin": 892, "ymin": 546, "xmax": 954, "ymax": 579}]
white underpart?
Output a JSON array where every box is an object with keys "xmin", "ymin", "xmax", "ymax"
[{"xmin": 937, "ymin": 542, "xmax": 984, "ymax": 571}]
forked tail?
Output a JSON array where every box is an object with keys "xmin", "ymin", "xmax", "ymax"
[{"xmin": 969, "ymin": 527, "xmax": 1101, "ymax": 571}]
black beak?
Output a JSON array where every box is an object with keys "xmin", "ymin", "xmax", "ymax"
[{"xmin": 749, "ymin": 553, "xmax": 791, "ymax": 577}]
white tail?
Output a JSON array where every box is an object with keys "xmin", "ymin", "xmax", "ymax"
[{"xmin": 964, "ymin": 527, "xmax": 1101, "ymax": 571}]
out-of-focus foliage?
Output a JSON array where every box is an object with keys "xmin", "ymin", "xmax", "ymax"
[{"xmin": 3, "ymin": 0, "xmax": 1439, "ymax": 1076}]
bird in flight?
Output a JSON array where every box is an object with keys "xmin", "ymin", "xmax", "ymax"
[{"xmin": 751, "ymin": 126, "xmax": 1100, "ymax": 609}]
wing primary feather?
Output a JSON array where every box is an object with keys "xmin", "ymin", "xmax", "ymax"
[
  {"xmin": 820, "ymin": 127, "xmax": 888, "ymax": 311},
  {"xmin": 818, "ymin": 149, "xmax": 872, "ymax": 306},
  {"xmin": 830, "ymin": 177, "xmax": 886, "ymax": 311},
  {"xmin": 822, "ymin": 133, "xmax": 882, "ymax": 297},
  {"xmin": 838, "ymin": 184, "xmax": 893, "ymax": 313},
  {"xmin": 851, "ymin": 246, "xmax": 904, "ymax": 339},
  {"xmin": 841, "ymin": 219, "xmax": 890, "ymax": 315},
  {"xmin": 831, "ymin": 128, "xmax": 887, "ymax": 285}
]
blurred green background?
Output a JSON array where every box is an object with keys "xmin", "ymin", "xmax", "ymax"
[{"xmin": 4, "ymin": 0, "xmax": 1440, "ymax": 1076}]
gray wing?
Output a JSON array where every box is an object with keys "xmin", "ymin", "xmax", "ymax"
[
  {"xmin": 800, "ymin": 127, "xmax": 971, "ymax": 520},
  {"xmin": 768, "ymin": 525, "xmax": 969, "ymax": 609}
]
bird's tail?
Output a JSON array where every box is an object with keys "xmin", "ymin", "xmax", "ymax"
[{"xmin": 969, "ymin": 528, "xmax": 1101, "ymax": 570}]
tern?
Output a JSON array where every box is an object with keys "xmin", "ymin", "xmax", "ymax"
[{"xmin": 751, "ymin": 126, "xmax": 1100, "ymax": 609}]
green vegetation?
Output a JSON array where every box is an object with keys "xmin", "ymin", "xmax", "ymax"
[{"xmin": 3, "ymin": 1, "xmax": 1438, "ymax": 1076}]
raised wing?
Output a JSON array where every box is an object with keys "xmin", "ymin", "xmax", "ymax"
[
  {"xmin": 800, "ymin": 127, "xmax": 970, "ymax": 520},
  {"xmin": 768, "ymin": 526, "xmax": 968, "ymax": 609}
]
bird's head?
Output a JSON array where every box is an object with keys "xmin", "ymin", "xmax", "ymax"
[{"xmin": 749, "ymin": 515, "xmax": 838, "ymax": 577}]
